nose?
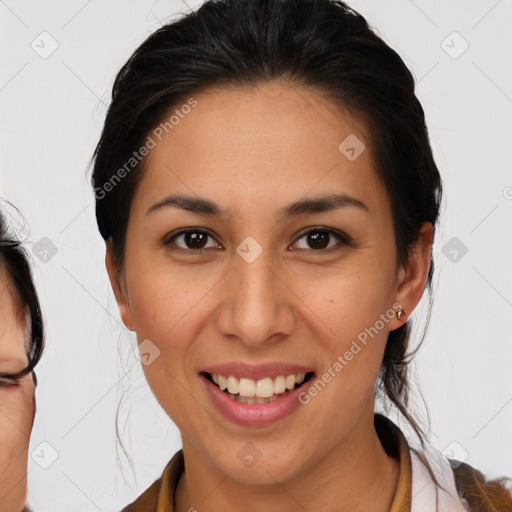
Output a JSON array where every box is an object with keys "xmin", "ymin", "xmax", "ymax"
[{"xmin": 215, "ymin": 248, "xmax": 297, "ymax": 349}]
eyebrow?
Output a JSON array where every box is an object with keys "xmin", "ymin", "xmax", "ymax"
[
  {"xmin": 147, "ymin": 194, "xmax": 226, "ymax": 217},
  {"xmin": 147, "ymin": 193, "xmax": 369, "ymax": 219},
  {"xmin": 277, "ymin": 193, "xmax": 369, "ymax": 220}
]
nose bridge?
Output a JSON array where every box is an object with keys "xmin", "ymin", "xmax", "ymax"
[{"xmin": 216, "ymin": 243, "xmax": 295, "ymax": 347}]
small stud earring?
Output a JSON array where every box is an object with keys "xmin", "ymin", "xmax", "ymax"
[{"xmin": 397, "ymin": 309, "xmax": 407, "ymax": 321}]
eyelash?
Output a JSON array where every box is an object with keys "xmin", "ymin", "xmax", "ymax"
[
  {"xmin": 163, "ymin": 226, "xmax": 352, "ymax": 254},
  {"xmin": 0, "ymin": 375, "xmax": 19, "ymax": 388}
]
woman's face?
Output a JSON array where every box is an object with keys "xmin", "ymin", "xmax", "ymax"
[
  {"xmin": 108, "ymin": 82, "xmax": 431, "ymax": 483},
  {"xmin": 0, "ymin": 268, "xmax": 33, "ymax": 510}
]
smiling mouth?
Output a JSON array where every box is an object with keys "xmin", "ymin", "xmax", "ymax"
[{"xmin": 202, "ymin": 371, "xmax": 315, "ymax": 404}]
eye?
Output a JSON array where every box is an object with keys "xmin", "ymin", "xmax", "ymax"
[
  {"xmin": 291, "ymin": 227, "xmax": 350, "ymax": 252},
  {"xmin": 0, "ymin": 375, "xmax": 19, "ymax": 388},
  {"xmin": 164, "ymin": 228, "xmax": 221, "ymax": 251}
]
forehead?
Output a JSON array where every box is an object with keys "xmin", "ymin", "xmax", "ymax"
[
  {"xmin": 0, "ymin": 263, "xmax": 29, "ymax": 362},
  {"xmin": 0, "ymin": 263, "xmax": 25, "ymax": 322},
  {"xmin": 136, "ymin": 82, "xmax": 386, "ymax": 216}
]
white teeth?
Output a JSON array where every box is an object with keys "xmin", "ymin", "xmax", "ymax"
[
  {"xmin": 227, "ymin": 376, "xmax": 239, "ymax": 394},
  {"xmin": 218, "ymin": 374, "xmax": 227, "ymax": 391},
  {"xmin": 234, "ymin": 395, "xmax": 276, "ymax": 405},
  {"xmin": 273, "ymin": 375, "xmax": 286, "ymax": 394},
  {"xmin": 285, "ymin": 374, "xmax": 296, "ymax": 390},
  {"xmin": 209, "ymin": 372, "xmax": 310, "ymax": 400},
  {"xmin": 238, "ymin": 378, "xmax": 256, "ymax": 397},
  {"xmin": 256, "ymin": 377, "xmax": 274, "ymax": 398}
]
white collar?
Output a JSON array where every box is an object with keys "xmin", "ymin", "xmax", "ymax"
[{"xmin": 410, "ymin": 447, "xmax": 469, "ymax": 511}]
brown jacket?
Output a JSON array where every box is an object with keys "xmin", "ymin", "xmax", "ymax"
[{"xmin": 121, "ymin": 414, "xmax": 512, "ymax": 512}]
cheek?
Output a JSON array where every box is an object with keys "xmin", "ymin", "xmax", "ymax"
[
  {"xmin": 124, "ymin": 266, "xmax": 212, "ymax": 399},
  {"xmin": 0, "ymin": 377, "xmax": 34, "ymax": 457},
  {"xmin": 125, "ymin": 275, "xmax": 199, "ymax": 425},
  {"xmin": 294, "ymin": 259, "xmax": 396, "ymax": 405},
  {"xmin": 126, "ymin": 261, "xmax": 205, "ymax": 344},
  {"xmin": 300, "ymin": 261, "xmax": 395, "ymax": 342}
]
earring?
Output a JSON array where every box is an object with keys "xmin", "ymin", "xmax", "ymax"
[{"xmin": 397, "ymin": 309, "xmax": 407, "ymax": 321}]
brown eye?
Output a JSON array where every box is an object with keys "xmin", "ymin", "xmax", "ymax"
[
  {"xmin": 292, "ymin": 228, "xmax": 350, "ymax": 252},
  {"xmin": 306, "ymin": 231, "xmax": 330, "ymax": 249},
  {"xmin": 182, "ymin": 232, "xmax": 208, "ymax": 249},
  {"xmin": 165, "ymin": 229, "xmax": 221, "ymax": 251}
]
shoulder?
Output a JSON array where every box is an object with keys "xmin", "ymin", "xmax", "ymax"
[
  {"xmin": 120, "ymin": 450, "xmax": 184, "ymax": 512},
  {"xmin": 449, "ymin": 459, "xmax": 512, "ymax": 512},
  {"xmin": 121, "ymin": 478, "xmax": 162, "ymax": 512},
  {"xmin": 409, "ymin": 441, "xmax": 512, "ymax": 512}
]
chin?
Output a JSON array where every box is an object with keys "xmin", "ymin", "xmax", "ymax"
[{"xmin": 203, "ymin": 441, "xmax": 313, "ymax": 485}]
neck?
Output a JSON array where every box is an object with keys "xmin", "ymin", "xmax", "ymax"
[{"xmin": 175, "ymin": 410, "xmax": 400, "ymax": 512}]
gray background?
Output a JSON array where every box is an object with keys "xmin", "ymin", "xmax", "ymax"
[{"xmin": 1, "ymin": 0, "xmax": 511, "ymax": 510}]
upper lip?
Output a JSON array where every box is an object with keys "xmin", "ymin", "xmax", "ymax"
[{"xmin": 199, "ymin": 362, "xmax": 315, "ymax": 381}]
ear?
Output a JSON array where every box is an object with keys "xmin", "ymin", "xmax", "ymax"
[
  {"xmin": 105, "ymin": 241, "xmax": 135, "ymax": 331},
  {"xmin": 390, "ymin": 222, "xmax": 433, "ymax": 330}
]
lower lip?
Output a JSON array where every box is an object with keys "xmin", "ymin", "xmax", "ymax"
[{"xmin": 202, "ymin": 375, "xmax": 310, "ymax": 427}]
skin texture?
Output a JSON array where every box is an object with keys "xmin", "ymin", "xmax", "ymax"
[
  {"xmin": 0, "ymin": 267, "xmax": 33, "ymax": 512},
  {"xmin": 106, "ymin": 82, "xmax": 433, "ymax": 512}
]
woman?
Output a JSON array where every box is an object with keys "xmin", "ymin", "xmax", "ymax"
[
  {"xmin": 0, "ymin": 205, "xmax": 44, "ymax": 512},
  {"xmin": 91, "ymin": 0, "xmax": 512, "ymax": 510}
]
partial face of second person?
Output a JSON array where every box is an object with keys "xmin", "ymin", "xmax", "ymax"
[
  {"xmin": 107, "ymin": 82, "xmax": 432, "ymax": 484},
  {"xmin": 0, "ymin": 266, "xmax": 33, "ymax": 511}
]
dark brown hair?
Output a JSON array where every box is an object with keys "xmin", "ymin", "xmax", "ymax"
[{"xmin": 0, "ymin": 203, "xmax": 44, "ymax": 391}]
